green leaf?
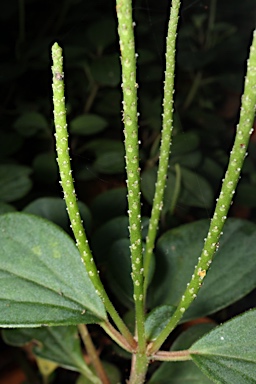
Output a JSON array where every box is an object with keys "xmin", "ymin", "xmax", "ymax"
[
  {"xmin": 179, "ymin": 167, "xmax": 214, "ymax": 208},
  {"xmin": 23, "ymin": 197, "xmax": 91, "ymax": 233},
  {"xmin": 171, "ymin": 132, "xmax": 200, "ymax": 155},
  {"xmin": 148, "ymin": 219, "xmax": 256, "ymax": 321},
  {"xmin": 91, "ymin": 216, "xmax": 149, "ymax": 263},
  {"xmin": 142, "ymin": 165, "xmax": 213, "ymax": 211},
  {"xmin": 149, "ymin": 323, "xmax": 215, "ymax": 384},
  {"xmin": 33, "ymin": 152, "xmax": 58, "ymax": 184},
  {"xmin": 190, "ymin": 310, "xmax": 256, "ymax": 383},
  {"xmin": 13, "ymin": 112, "xmax": 49, "ymax": 137},
  {"xmin": 169, "ymin": 151, "xmax": 202, "ymax": 169},
  {"xmin": 70, "ymin": 114, "xmax": 108, "ymax": 136},
  {"xmin": 106, "ymin": 237, "xmax": 155, "ymax": 309},
  {"xmin": 90, "ymin": 54, "xmax": 120, "ymax": 86},
  {"xmin": 141, "ymin": 167, "xmax": 177, "ymax": 213},
  {"xmin": 91, "ymin": 187, "xmax": 127, "ymax": 226},
  {"xmin": 0, "ymin": 202, "xmax": 16, "ymax": 214},
  {"xmin": 0, "ymin": 213, "xmax": 106, "ymax": 326},
  {"xmin": 172, "ymin": 323, "xmax": 216, "ymax": 351},
  {"xmin": 3, "ymin": 326, "xmax": 86, "ymax": 372},
  {"xmin": 3, "ymin": 326, "xmax": 100, "ymax": 383},
  {"xmin": 91, "ymin": 216, "xmax": 129, "ymax": 263},
  {"xmin": 145, "ymin": 306, "xmax": 176, "ymax": 342},
  {"xmin": 93, "ymin": 151, "xmax": 125, "ymax": 174},
  {"xmin": 0, "ymin": 164, "xmax": 32, "ymax": 202},
  {"xmin": 106, "ymin": 239, "xmax": 134, "ymax": 308},
  {"xmin": 81, "ymin": 139, "xmax": 124, "ymax": 157},
  {"xmin": 199, "ymin": 157, "xmax": 224, "ymax": 189}
]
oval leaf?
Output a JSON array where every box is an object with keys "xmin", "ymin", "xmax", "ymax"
[
  {"xmin": 91, "ymin": 216, "xmax": 129, "ymax": 263},
  {"xmin": 106, "ymin": 239, "xmax": 134, "ymax": 308},
  {"xmin": 3, "ymin": 326, "xmax": 85, "ymax": 372},
  {"xmin": 23, "ymin": 197, "xmax": 91, "ymax": 233},
  {"xmin": 2, "ymin": 326, "xmax": 100, "ymax": 383},
  {"xmin": 179, "ymin": 167, "xmax": 213, "ymax": 208},
  {"xmin": 141, "ymin": 167, "xmax": 177, "ymax": 213},
  {"xmin": 171, "ymin": 132, "xmax": 200, "ymax": 155},
  {"xmin": 82, "ymin": 139, "xmax": 124, "ymax": 157},
  {"xmin": 0, "ymin": 164, "xmax": 32, "ymax": 202},
  {"xmin": 0, "ymin": 213, "xmax": 106, "ymax": 326},
  {"xmin": 190, "ymin": 310, "xmax": 256, "ymax": 383},
  {"xmin": 149, "ymin": 219, "xmax": 256, "ymax": 321},
  {"xmin": 145, "ymin": 305, "xmax": 176, "ymax": 342},
  {"xmin": 70, "ymin": 114, "xmax": 108, "ymax": 136},
  {"xmin": 91, "ymin": 187, "xmax": 127, "ymax": 226},
  {"xmin": 13, "ymin": 112, "xmax": 49, "ymax": 137},
  {"xmin": 93, "ymin": 151, "xmax": 125, "ymax": 174},
  {"xmin": 33, "ymin": 152, "xmax": 58, "ymax": 184}
]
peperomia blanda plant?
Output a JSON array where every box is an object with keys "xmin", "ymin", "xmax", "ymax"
[{"xmin": 1, "ymin": 0, "xmax": 256, "ymax": 383}]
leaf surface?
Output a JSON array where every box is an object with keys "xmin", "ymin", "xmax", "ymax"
[
  {"xmin": 149, "ymin": 219, "xmax": 256, "ymax": 320},
  {"xmin": 145, "ymin": 305, "xmax": 176, "ymax": 342},
  {"xmin": 3, "ymin": 326, "xmax": 100, "ymax": 383},
  {"xmin": 0, "ymin": 165, "xmax": 32, "ymax": 202},
  {"xmin": 149, "ymin": 323, "xmax": 215, "ymax": 383},
  {"xmin": 190, "ymin": 310, "xmax": 256, "ymax": 383},
  {"xmin": 23, "ymin": 197, "xmax": 91, "ymax": 233},
  {"xmin": 70, "ymin": 114, "xmax": 108, "ymax": 135},
  {"xmin": 0, "ymin": 213, "xmax": 106, "ymax": 326}
]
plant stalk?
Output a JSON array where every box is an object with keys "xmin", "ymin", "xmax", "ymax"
[
  {"xmin": 143, "ymin": 0, "xmax": 181, "ymax": 297},
  {"xmin": 129, "ymin": 352, "xmax": 149, "ymax": 384},
  {"xmin": 51, "ymin": 42, "xmax": 136, "ymax": 349},
  {"xmin": 115, "ymin": 0, "xmax": 146, "ymax": 358},
  {"xmin": 151, "ymin": 349, "xmax": 192, "ymax": 362},
  {"xmin": 78, "ymin": 324, "xmax": 110, "ymax": 384}
]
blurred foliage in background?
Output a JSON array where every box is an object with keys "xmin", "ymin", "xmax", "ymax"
[
  {"xmin": 0, "ymin": 0, "xmax": 255, "ymax": 229},
  {"xmin": 0, "ymin": 0, "xmax": 255, "ymax": 225}
]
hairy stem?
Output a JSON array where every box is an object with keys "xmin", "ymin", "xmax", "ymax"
[
  {"xmin": 51, "ymin": 42, "xmax": 135, "ymax": 349},
  {"xmin": 151, "ymin": 349, "xmax": 192, "ymax": 362},
  {"xmin": 115, "ymin": 0, "xmax": 145, "ymax": 357},
  {"xmin": 100, "ymin": 321, "xmax": 135, "ymax": 353},
  {"xmin": 143, "ymin": 0, "xmax": 181, "ymax": 297}
]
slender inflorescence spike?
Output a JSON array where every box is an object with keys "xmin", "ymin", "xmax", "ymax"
[
  {"xmin": 143, "ymin": 0, "xmax": 181, "ymax": 297},
  {"xmin": 116, "ymin": 0, "xmax": 145, "ymax": 351},
  {"xmin": 116, "ymin": 0, "xmax": 149, "ymax": 381},
  {"xmin": 148, "ymin": 29, "xmax": 256, "ymax": 355},
  {"xmin": 51, "ymin": 42, "xmax": 135, "ymax": 349}
]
